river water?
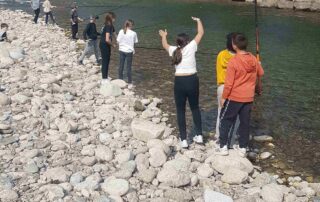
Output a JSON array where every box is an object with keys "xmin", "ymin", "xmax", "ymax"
[{"xmin": 2, "ymin": 0, "xmax": 320, "ymax": 181}]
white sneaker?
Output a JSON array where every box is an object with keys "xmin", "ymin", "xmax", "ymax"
[
  {"xmin": 215, "ymin": 145, "xmax": 229, "ymax": 156},
  {"xmin": 233, "ymin": 145, "xmax": 247, "ymax": 158},
  {"xmin": 193, "ymin": 135, "xmax": 203, "ymax": 144},
  {"xmin": 180, "ymin": 139, "xmax": 188, "ymax": 149},
  {"xmin": 101, "ymin": 79, "xmax": 110, "ymax": 85}
]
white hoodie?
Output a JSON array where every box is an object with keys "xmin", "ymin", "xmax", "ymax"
[{"xmin": 43, "ymin": 0, "xmax": 53, "ymax": 13}]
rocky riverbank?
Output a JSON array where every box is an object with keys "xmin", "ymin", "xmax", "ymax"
[{"xmin": 0, "ymin": 9, "xmax": 319, "ymax": 202}]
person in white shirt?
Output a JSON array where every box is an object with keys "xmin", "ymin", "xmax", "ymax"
[
  {"xmin": 31, "ymin": 0, "xmax": 40, "ymax": 24},
  {"xmin": 43, "ymin": 0, "xmax": 56, "ymax": 25},
  {"xmin": 116, "ymin": 19, "xmax": 138, "ymax": 84},
  {"xmin": 159, "ymin": 17, "xmax": 204, "ymax": 148}
]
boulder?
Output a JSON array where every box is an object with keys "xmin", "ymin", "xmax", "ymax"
[
  {"xmin": 147, "ymin": 139, "xmax": 170, "ymax": 154},
  {"xmin": 44, "ymin": 167, "xmax": 71, "ymax": 183},
  {"xmin": 0, "ymin": 93, "xmax": 10, "ymax": 106},
  {"xmin": 197, "ymin": 164, "xmax": 214, "ymax": 178},
  {"xmin": 163, "ymin": 158, "xmax": 191, "ymax": 172},
  {"xmin": 39, "ymin": 185, "xmax": 65, "ymax": 201},
  {"xmin": 101, "ymin": 178, "xmax": 129, "ymax": 196},
  {"xmin": 260, "ymin": 152, "xmax": 272, "ymax": 160},
  {"xmin": 74, "ymin": 173, "xmax": 102, "ymax": 191},
  {"xmin": 253, "ymin": 135, "xmax": 273, "ymax": 142},
  {"xmin": 131, "ymin": 119, "xmax": 165, "ymax": 142},
  {"xmin": 115, "ymin": 150, "xmax": 134, "ymax": 164},
  {"xmin": 261, "ymin": 183, "xmax": 284, "ymax": 202},
  {"xmin": 138, "ymin": 168, "xmax": 157, "ymax": 183},
  {"xmin": 252, "ymin": 172, "xmax": 272, "ymax": 187},
  {"xmin": 11, "ymin": 93, "xmax": 30, "ymax": 104},
  {"xmin": 114, "ymin": 161, "xmax": 136, "ymax": 179},
  {"xmin": 294, "ymin": 0, "xmax": 312, "ymax": 10},
  {"xmin": 277, "ymin": 0, "xmax": 294, "ymax": 9},
  {"xmin": 0, "ymin": 189, "xmax": 19, "ymax": 201},
  {"xmin": 204, "ymin": 189, "xmax": 233, "ymax": 202},
  {"xmin": 221, "ymin": 168, "xmax": 248, "ymax": 184},
  {"xmin": 206, "ymin": 150, "xmax": 253, "ymax": 174},
  {"xmin": 149, "ymin": 148, "xmax": 167, "ymax": 167},
  {"xmin": 157, "ymin": 167, "xmax": 190, "ymax": 187},
  {"xmin": 95, "ymin": 145, "xmax": 113, "ymax": 162},
  {"xmin": 260, "ymin": 0, "xmax": 278, "ymax": 7},
  {"xmin": 111, "ymin": 79, "xmax": 127, "ymax": 89},
  {"xmin": 100, "ymin": 82, "xmax": 122, "ymax": 97},
  {"xmin": 164, "ymin": 188, "xmax": 193, "ymax": 202},
  {"xmin": 9, "ymin": 47, "xmax": 25, "ymax": 60}
]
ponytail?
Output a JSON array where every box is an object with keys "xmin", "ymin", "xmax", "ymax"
[
  {"xmin": 172, "ymin": 33, "xmax": 190, "ymax": 66},
  {"xmin": 123, "ymin": 19, "xmax": 134, "ymax": 34},
  {"xmin": 172, "ymin": 48, "xmax": 182, "ymax": 65}
]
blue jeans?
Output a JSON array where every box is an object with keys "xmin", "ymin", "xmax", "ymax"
[
  {"xmin": 79, "ymin": 40, "xmax": 99, "ymax": 63},
  {"xmin": 119, "ymin": 51, "xmax": 133, "ymax": 84}
]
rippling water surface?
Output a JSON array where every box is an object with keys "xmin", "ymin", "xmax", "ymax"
[{"xmin": 2, "ymin": 0, "xmax": 320, "ymax": 180}]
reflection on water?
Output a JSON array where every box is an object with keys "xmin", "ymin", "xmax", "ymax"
[{"xmin": 2, "ymin": 0, "xmax": 320, "ymax": 180}]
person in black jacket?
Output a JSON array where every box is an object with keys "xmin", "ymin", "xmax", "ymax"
[{"xmin": 78, "ymin": 15, "xmax": 101, "ymax": 65}]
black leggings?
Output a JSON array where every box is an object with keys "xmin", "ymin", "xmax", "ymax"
[
  {"xmin": 100, "ymin": 43, "xmax": 111, "ymax": 79},
  {"xmin": 71, "ymin": 23, "xmax": 78, "ymax": 39},
  {"xmin": 174, "ymin": 74, "xmax": 202, "ymax": 140}
]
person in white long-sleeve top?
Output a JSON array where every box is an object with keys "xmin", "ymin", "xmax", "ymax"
[
  {"xmin": 43, "ymin": 0, "xmax": 56, "ymax": 25},
  {"xmin": 116, "ymin": 19, "xmax": 138, "ymax": 84}
]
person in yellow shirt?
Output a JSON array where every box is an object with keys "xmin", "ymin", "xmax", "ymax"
[{"xmin": 215, "ymin": 32, "xmax": 239, "ymax": 147}]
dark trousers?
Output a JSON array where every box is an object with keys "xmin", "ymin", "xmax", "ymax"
[
  {"xmin": 71, "ymin": 23, "xmax": 78, "ymax": 39},
  {"xmin": 119, "ymin": 51, "xmax": 133, "ymax": 83},
  {"xmin": 219, "ymin": 100, "xmax": 252, "ymax": 148},
  {"xmin": 174, "ymin": 74, "xmax": 202, "ymax": 141},
  {"xmin": 100, "ymin": 43, "xmax": 111, "ymax": 79},
  {"xmin": 33, "ymin": 8, "xmax": 40, "ymax": 24},
  {"xmin": 45, "ymin": 12, "xmax": 55, "ymax": 24}
]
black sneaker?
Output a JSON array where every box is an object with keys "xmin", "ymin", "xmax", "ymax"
[{"xmin": 78, "ymin": 60, "xmax": 84, "ymax": 65}]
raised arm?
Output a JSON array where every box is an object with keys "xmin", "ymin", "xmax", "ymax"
[
  {"xmin": 191, "ymin": 17, "xmax": 204, "ymax": 45},
  {"xmin": 159, "ymin": 29, "xmax": 170, "ymax": 52}
]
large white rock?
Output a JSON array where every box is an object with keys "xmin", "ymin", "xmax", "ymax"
[
  {"xmin": 74, "ymin": 173, "xmax": 102, "ymax": 191},
  {"xmin": 147, "ymin": 139, "xmax": 170, "ymax": 154},
  {"xmin": 163, "ymin": 158, "xmax": 191, "ymax": 172},
  {"xmin": 221, "ymin": 168, "xmax": 248, "ymax": 184},
  {"xmin": 138, "ymin": 168, "xmax": 157, "ymax": 183},
  {"xmin": 100, "ymin": 82, "xmax": 122, "ymax": 97},
  {"xmin": 95, "ymin": 145, "xmax": 113, "ymax": 162},
  {"xmin": 111, "ymin": 79, "xmax": 127, "ymax": 89},
  {"xmin": 206, "ymin": 150, "xmax": 253, "ymax": 174},
  {"xmin": 9, "ymin": 47, "xmax": 25, "ymax": 60},
  {"xmin": 43, "ymin": 167, "xmax": 71, "ymax": 183},
  {"xmin": 0, "ymin": 93, "xmax": 10, "ymax": 106},
  {"xmin": 131, "ymin": 119, "xmax": 165, "ymax": 142},
  {"xmin": 11, "ymin": 93, "xmax": 30, "ymax": 104},
  {"xmin": 197, "ymin": 164, "xmax": 214, "ymax": 178},
  {"xmin": 39, "ymin": 184, "xmax": 65, "ymax": 201},
  {"xmin": 149, "ymin": 148, "xmax": 167, "ymax": 167},
  {"xmin": 204, "ymin": 189, "xmax": 233, "ymax": 202},
  {"xmin": 101, "ymin": 178, "xmax": 129, "ymax": 196},
  {"xmin": 0, "ymin": 189, "xmax": 19, "ymax": 201},
  {"xmin": 157, "ymin": 167, "xmax": 190, "ymax": 187},
  {"xmin": 261, "ymin": 183, "xmax": 284, "ymax": 202}
]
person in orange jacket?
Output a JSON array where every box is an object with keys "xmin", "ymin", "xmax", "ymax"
[{"xmin": 216, "ymin": 33, "xmax": 264, "ymax": 157}]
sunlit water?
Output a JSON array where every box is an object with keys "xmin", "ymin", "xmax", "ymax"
[{"xmin": 2, "ymin": 0, "xmax": 320, "ymax": 180}]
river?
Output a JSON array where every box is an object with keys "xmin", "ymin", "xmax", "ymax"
[{"xmin": 2, "ymin": 0, "xmax": 320, "ymax": 181}]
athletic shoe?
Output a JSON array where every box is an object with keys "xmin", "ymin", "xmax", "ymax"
[
  {"xmin": 128, "ymin": 84, "xmax": 134, "ymax": 89},
  {"xmin": 180, "ymin": 139, "xmax": 188, "ymax": 149},
  {"xmin": 101, "ymin": 79, "xmax": 110, "ymax": 85},
  {"xmin": 215, "ymin": 145, "xmax": 228, "ymax": 156},
  {"xmin": 233, "ymin": 145, "xmax": 247, "ymax": 158},
  {"xmin": 193, "ymin": 135, "xmax": 203, "ymax": 144}
]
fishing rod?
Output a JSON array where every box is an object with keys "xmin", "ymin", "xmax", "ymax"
[{"xmin": 254, "ymin": 0, "xmax": 261, "ymax": 61}]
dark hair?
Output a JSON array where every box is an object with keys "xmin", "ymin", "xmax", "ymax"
[
  {"xmin": 226, "ymin": 32, "xmax": 236, "ymax": 52},
  {"xmin": 123, "ymin": 19, "xmax": 134, "ymax": 34},
  {"xmin": 172, "ymin": 33, "xmax": 190, "ymax": 65},
  {"xmin": 104, "ymin": 12, "xmax": 116, "ymax": 26},
  {"xmin": 1, "ymin": 23, "xmax": 8, "ymax": 29},
  {"xmin": 232, "ymin": 33, "xmax": 248, "ymax": 50}
]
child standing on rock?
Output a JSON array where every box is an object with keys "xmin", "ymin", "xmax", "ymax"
[
  {"xmin": 117, "ymin": 19, "xmax": 138, "ymax": 85},
  {"xmin": 216, "ymin": 33, "xmax": 264, "ymax": 157},
  {"xmin": 43, "ymin": 0, "xmax": 56, "ymax": 25},
  {"xmin": 159, "ymin": 17, "xmax": 204, "ymax": 148},
  {"xmin": 100, "ymin": 12, "xmax": 116, "ymax": 84}
]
